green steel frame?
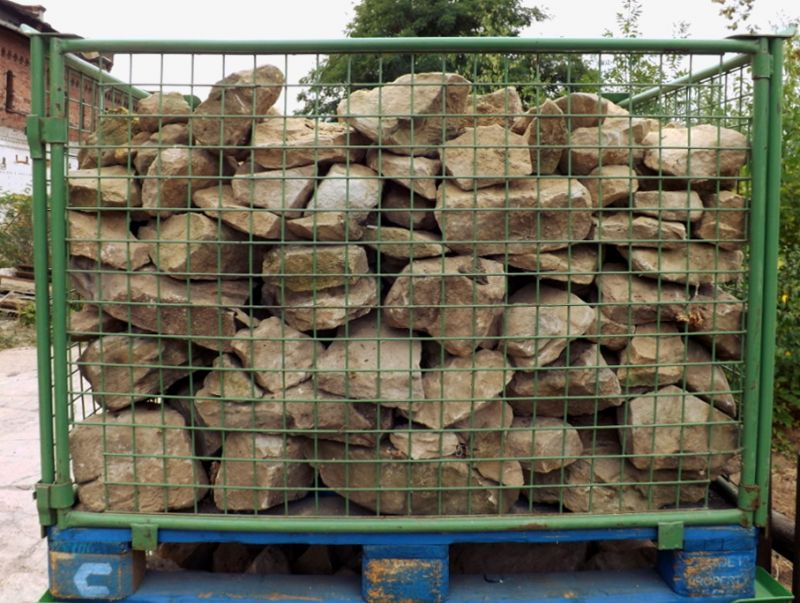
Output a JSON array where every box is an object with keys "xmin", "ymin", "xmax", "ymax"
[{"xmin": 28, "ymin": 33, "xmax": 787, "ymax": 534}]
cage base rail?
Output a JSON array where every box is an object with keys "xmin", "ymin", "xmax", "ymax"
[{"xmin": 40, "ymin": 525, "xmax": 791, "ymax": 603}]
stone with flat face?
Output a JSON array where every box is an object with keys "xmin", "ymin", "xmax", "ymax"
[
  {"xmin": 694, "ymin": 191, "xmax": 746, "ymax": 250},
  {"xmin": 361, "ymin": 225, "xmax": 447, "ymax": 260},
  {"xmin": 390, "ymin": 430, "xmax": 460, "ymax": 460},
  {"xmin": 286, "ymin": 212, "xmax": 364, "ymax": 242},
  {"xmin": 381, "ymin": 183, "xmax": 438, "ymax": 230},
  {"xmin": 558, "ymin": 125, "xmax": 633, "ymax": 176},
  {"xmin": 253, "ymin": 117, "xmax": 366, "ymax": 169},
  {"xmin": 464, "ymin": 87, "xmax": 524, "ymax": 128},
  {"xmin": 366, "ymin": 149, "xmax": 440, "ymax": 200},
  {"xmin": 594, "ymin": 213, "xmax": 687, "ymax": 248},
  {"xmin": 507, "ymin": 416, "xmax": 583, "ymax": 474},
  {"xmin": 497, "ymin": 245, "xmax": 598, "ymax": 285},
  {"xmin": 69, "ymin": 166, "xmax": 141, "ymax": 210},
  {"xmin": 585, "ymin": 309, "xmax": 632, "ymax": 351},
  {"xmin": 513, "ymin": 99, "xmax": 567, "ymax": 175},
  {"xmin": 596, "ymin": 263, "xmax": 688, "ymax": 324},
  {"xmin": 134, "ymin": 124, "xmax": 191, "ymax": 175},
  {"xmin": 77, "ymin": 112, "xmax": 140, "ymax": 169},
  {"xmin": 305, "ymin": 163, "xmax": 382, "ymax": 222},
  {"xmin": 617, "ymin": 322, "xmax": 685, "ymax": 388},
  {"xmin": 620, "ymin": 243, "xmax": 744, "ymax": 286},
  {"xmin": 231, "ymin": 164, "xmax": 316, "ymax": 218},
  {"xmin": 141, "ymin": 147, "xmax": 218, "ymax": 216},
  {"xmin": 68, "ymin": 210, "xmax": 150, "ymax": 270},
  {"xmin": 203, "ymin": 353, "xmax": 263, "ymax": 400},
  {"xmin": 554, "ymin": 93, "xmax": 608, "ymax": 129},
  {"xmin": 262, "ymin": 244, "xmax": 369, "ymax": 293},
  {"xmin": 685, "ymin": 286, "xmax": 744, "ymax": 360},
  {"xmin": 684, "ymin": 340, "xmax": 737, "ymax": 418},
  {"xmin": 69, "ymin": 306, "xmax": 126, "ymax": 341},
  {"xmin": 136, "ymin": 92, "xmax": 191, "ymax": 133},
  {"xmin": 633, "ymin": 190, "xmax": 704, "ymax": 222},
  {"xmin": 579, "ymin": 165, "xmax": 639, "ymax": 207},
  {"xmin": 193, "ymin": 185, "xmax": 282, "ymax": 239}
]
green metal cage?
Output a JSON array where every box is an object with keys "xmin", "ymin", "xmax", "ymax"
[{"xmin": 27, "ymin": 33, "xmax": 786, "ymax": 535}]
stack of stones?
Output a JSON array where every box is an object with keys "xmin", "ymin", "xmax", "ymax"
[{"xmin": 67, "ymin": 65, "xmax": 747, "ymax": 516}]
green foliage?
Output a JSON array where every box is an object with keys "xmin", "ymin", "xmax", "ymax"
[
  {"xmin": 773, "ymin": 245, "xmax": 800, "ymax": 430},
  {"xmin": 295, "ymin": 0, "xmax": 589, "ymax": 115},
  {"xmin": 0, "ymin": 191, "xmax": 34, "ymax": 269}
]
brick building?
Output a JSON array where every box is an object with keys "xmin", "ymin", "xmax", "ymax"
[{"xmin": 0, "ymin": 0, "xmax": 113, "ymax": 193}]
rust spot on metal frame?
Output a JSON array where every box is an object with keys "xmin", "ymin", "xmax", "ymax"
[
  {"xmin": 682, "ymin": 554, "xmax": 749, "ymax": 593},
  {"xmin": 364, "ymin": 558, "xmax": 443, "ymax": 603}
]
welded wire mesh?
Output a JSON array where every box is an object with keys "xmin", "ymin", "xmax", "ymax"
[{"xmin": 55, "ymin": 46, "xmax": 752, "ymax": 520}]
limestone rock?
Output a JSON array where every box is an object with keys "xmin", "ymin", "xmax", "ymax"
[
  {"xmin": 694, "ymin": 191, "xmax": 746, "ymax": 250},
  {"xmin": 316, "ymin": 313, "xmax": 424, "ymax": 406},
  {"xmin": 267, "ymin": 274, "xmax": 378, "ymax": 332},
  {"xmin": 409, "ymin": 349, "xmax": 512, "ymax": 429},
  {"xmin": 69, "ymin": 305, "xmax": 126, "ymax": 341},
  {"xmin": 507, "ymin": 342, "xmax": 622, "ymax": 417},
  {"xmin": 509, "ymin": 99, "xmax": 568, "ymax": 175},
  {"xmin": 617, "ymin": 322, "xmax": 685, "ymax": 388},
  {"xmin": 136, "ymin": 92, "xmax": 191, "ymax": 133},
  {"xmin": 213, "ymin": 433, "xmax": 312, "ymax": 511},
  {"xmin": 362, "ymin": 225, "xmax": 447, "ymax": 259},
  {"xmin": 231, "ymin": 317, "xmax": 323, "ymax": 393},
  {"xmin": 253, "ymin": 117, "xmax": 366, "ymax": 169},
  {"xmin": 559, "ymin": 125, "xmax": 633, "ymax": 176},
  {"xmin": 621, "ymin": 243, "xmax": 744, "ymax": 286},
  {"xmin": 498, "ymin": 245, "xmax": 598, "ymax": 285},
  {"xmin": 133, "ymin": 123, "xmax": 191, "ymax": 175},
  {"xmin": 390, "ymin": 430, "xmax": 460, "ymax": 459},
  {"xmin": 193, "ymin": 64, "xmax": 285, "ymax": 150},
  {"xmin": 204, "ymin": 353, "xmax": 263, "ymax": 400},
  {"xmin": 381, "ymin": 183, "xmax": 437, "ymax": 230},
  {"xmin": 619, "ymin": 385, "xmax": 739, "ymax": 472},
  {"xmin": 595, "ymin": 213, "xmax": 687, "ymax": 248},
  {"xmin": 70, "ymin": 407, "xmax": 208, "ymax": 512},
  {"xmin": 112, "ymin": 130, "xmax": 150, "ymax": 168},
  {"xmin": 337, "ymin": 72, "xmax": 471, "ymax": 155},
  {"xmin": 642, "ymin": 124, "xmax": 747, "ymax": 181},
  {"xmin": 138, "ymin": 212, "xmax": 251, "ymax": 279},
  {"xmin": 231, "ymin": 164, "xmax": 316, "ymax": 217},
  {"xmin": 441, "ymin": 124, "xmax": 532, "ymax": 190},
  {"xmin": 585, "ymin": 309, "xmax": 632, "ymax": 351},
  {"xmin": 465, "ymin": 87, "xmax": 523, "ymax": 128},
  {"xmin": 554, "ymin": 93, "xmax": 608, "ymax": 129},
  {"xmin": 193, "ymin": 185, "xmax": 281, "ymax": 239},
  {"xmin": 286, "ymin": 212, "xmax": 364, "ymax": 242},
  {"xmin": 305, "ymin": 163, "xmax": 381, "ymax": 221},
  {"xmin": 77, "ymin": 112, "xmax": 139, "ymax": 169},
  {"xmin": 596, "ymin": 263, "xmax": 688, "ymax": 324},
  {"xmin": 685, "ymin": 286, "xmax": 743, "ymax": 360},
  {"xmin": 633, "ymin": 190, "xmax": 704, "ymax": 222},
  {"xmin": 79, "ymin": 335, "xmax": 192, "ymax": 411},
  {"xmin": 141, "ymin": 147, "xmax": 218, "ymax": 215},
  {"xmin": 505, "ymin": 284, "xmax": 596, "ymax": 369},
  {"xmin": 308, "ymin": 440, "xmax": 517, "ymax": 515},
  {"xmin": 507, "ymin": 416, "xmax": 583, "ymax": 474},
  {"xmin": 262, "ymin": 244, "xmax": 369, "ymax": 292},
  {"xmin": 366, "ymin": 150, "xmax": 440, "ymax": 199},
  {"xmin": 684, "ymin": 340, "xmax": 736, "ymax": 418},
  {"xmin": 69, "ymin": 260, "xmax": 251, "ymax": 352},
  {"xmin": 68, "ymin": 211, "xmax": 150, "ymax": 270},
  {"xmin": 69, "ymin": 166, "xmax": 141, "ymax": 210},
  {"xmin": 383, "ymin": 256, "xmax": 506, "ymax": 357},
  {"xmin": 579, "ymin": 165, "xmax": 639, "ymax": 207},
  {"xmin": 435, "ymin": 178, "xmax": 593, "ymax": 256}
]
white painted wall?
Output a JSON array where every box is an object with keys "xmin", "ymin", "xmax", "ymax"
[{"xmin": 0, "ymin": 126, "xmax": 32, "ymax": 194}]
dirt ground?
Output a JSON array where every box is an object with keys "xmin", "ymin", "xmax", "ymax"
[{"xmin": 770, "ymin": 447, "xmax": 798, "ymax": 589}]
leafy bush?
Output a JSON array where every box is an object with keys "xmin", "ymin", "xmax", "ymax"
[
  {"xmin": 774, "ymin": 245, "xmax": 800, "ymax": 432},
  {"xmin": 0, "ymin": 191, "xmax": 34, "ymax": 269}
]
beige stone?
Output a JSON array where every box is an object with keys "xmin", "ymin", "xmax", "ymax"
[
  {"xmin": 69, "ymin": 305, "xmax": 126, "ymax": 341},
  {"xmin": 381, "ymin": 183, "xmax": 437, "ymax": 230},
  {"xmin": 67, "ymin": 211, "xmax": 150, "ymax": 270},
  {"xmin": 684, "ymin": 340, "xmax": 737, "ymax": 418},
  {"xmin": 204, "ymin": 353, "xmax": 263, "ymax": 400},
  {"xmin": 595, "ymin": 213, "xmax": 687, "ymax": 248},
  {"xmin": 507, "ymin": 416, "xmax": 583, "ymax": 474},
  {"xmin": 316, "ymin": 313, "xmax": 424, "ymax": 406},
  {"xmin": 193, "ymin": 185, "xmax": 282, "ymax": 239},
  {"xmin": 390, "ymin": 430, "xmax": 460, "ymax": 459},
  {"xmin": 465, "ymin": 87, "xmax": 523, "ymax": 128},
  {"xmin": 231, "ymin": 164, "xmax": 316, "ymax": 217},
  {"xmin": 286, "ymin": 212, "xmax": 364, "ymax": 242},
  {"xmin": 77, "ymin": 112, "xmax": 139, "ymax": 169},
  {"xmin": 305, "ymin": 163, "xmax": 381, "ymax": 221},
  {"xmin": 579, "ymin": 165, "xmax": 639, "ymax": 207},
  {"xmin": 694, "ymin": 191, "xmax": 746, "ymax": 249},
  {"xmin": 70, "ymin": 407, "xmax": 207, "ymax": 512},
  {"xmin": 505, "ymin": 284, "xmax": 596, "ymax": 368},
  {"xmin": 617, "ymin": 322, "xmax": 685, "ymax": 388},
  {"xmin": 133, "ymin": 124, "xmax": 191, "ymax": 175},
  {"xmin": 112, "ymin": 130, "xmax": 150, "ymax": 169},
  {"xmin": 633, "ymin": 190, "xmax": 704, "ymax": 222},
  {"xmin": 685, "ymin": 286, "xmax": 743, "ymax": 360},
  {"xmin": 253, "ymin": 117, "xmax": 366, "ymax": 169},
  {"xmin": 361, "ymin": 225, "xmax": 447, "ymax": 259},
  {"xmin": 620, "ymin": 243, "xmax": 744, "ymax": 285},
  {"xmin": 366, "ymin": 149, "xmax": 440, "ymax": 199},
  {"xmin": 435, "ymin": 178, "xmax": 593, "ymax": 256},
  {"xmin": 498, "ymin": 245, "xmax": 598, "ymax": 285},
  {"xmin": 511, "ymin": 99, "xmax": 567, "ymax": 175},
  {"xmin": 585, "ymin": 309, "xmax": 632, "ymax": 351},
  {"xmin": 141, "ymin": 147, "xmax": 218, "ymax": 216},
  {"xmin": 193, "ymin": 64, "xmax": 285, "ymax": 150},
  {"xmin": 596, "ymin": 263, "xmax": 688, "ymax": 324},
  {"xmin": 554, "ymin": 93, "xmax": 608, "ymax": 129},
  {"xmin": 383, "ymin": 256, "xmax": 506, "ymax": 357},
  {"xmin": 69, "ymin": 166, "xmax": 141, "ymax": 210},
  {"xmin": 136, "ymin": 92, "xmax": 191, "ymax": 133},
  {"xmin": 262, "ymin": 244, "xmax": 369, "ymax": 292},
  {"xmin": 559, "ymin": 126, "xmax": 633, "ymax": 176}
]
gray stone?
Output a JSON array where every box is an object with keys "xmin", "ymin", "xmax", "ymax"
[
  {"xmin": 513, "ymin": 99, "xmax": 566, "ymax": 175},
  {"xmin": 381, "ymin": 182, "xmax": 438, "ymax": 230},
  {"xmin": 307, "ymin": 440, "xmax": 517, "ymax": 515},
  {"xmin": 505, "ymin": 284, "xmax": 596, "ymax": 369},
  {"xmin": 68, "ymin": 210, "xmax": 150, "ymax": 270},
  {"xmin": 507, "ymin": 416, "xmax": 583, "ymax": 474},
  {"xmin": 558, "ymin": 126, "xmax": 633, "ymax": 176},
  {"xmin": 694, "ymin": 191, "xmax": 746, "ymax": 250},
  {"xmin": 617, "ymin": 322, "xmax": 685, "ymax": 388},
  {"xmin": 383, "ymin": 256, "xmax": 506, "ymax": 357},
  {"xmin": 262, "ymin": 244, "xmax": 369, "ymax": 293},
  {"xmin": 138, "ymin": 212, "xmax": 252, "ymax": 279},
  {"xmin": 136, "ymin": 92, "xmax": 191, "ymax": 133},
  {"xmin": 70, "ymin": 407, "xmax": 208, "ymax": 512},
  {"xmin": 507, "ymin": 342, "xmax": 622, "ymax": 417},
  {"xmin": 69, "ymin": 166, "xmax": 141, "ymax": 210},
  {"xmin": 267, "ymin": 274, "xmax": 378, "ymax": 332},
  {"xmin": 231, "ymin": 164, "xmax": 316, "ymax": 218},
  {"xmin": 213, "ymin": 433, "xmax": 312, "ymax": 511},
  {"xmin": 596, "ymin": 263, "xmax": 688, "ymax": 324},
  {"xmin": 642, "ymin": 124, "xmax": 747, "ymax": 181},
  {"xmin": 204, "ymin": 353, "xmax": 263, "ymax": 400},
  {"xmin": 133, "ymin": 124, "xmax": 191, "ymax": 175},
  {"xmin": 633, "ymin": 190, "xmax": 704, "ymax": 222},
  {"xmin": 337, "ymin": 72, "xmax": 471, "ymax": 155},
  {"xmin": 390, "ymin": 430, "xmax": 460, "ymax": 459},
  {"xmin": 193, "ymin": 185, "xmax": 281, "ymax": 239},
  {"xmin": 316, "ymin": 313, "xmax": 424, "ymax": 406},
  {"xmin": 141, "ymin": 147, "xmax": 218, "ymax": 216},
  {"xmin": 253, "ymin": 117, "xmax": 366, "ymax": 169},
  {"xmin": 79, "ymin": 334, "xmax": 193, "ymax": 411},
  {"xmin": 685, "ymin": 286, "xmax": 743, "ymax": 360},
  {"xmin": 193, "ymin": 64, "xmax": 285, "ymax": 150},
  {"xmin": 231, "ymin": 317, "xmax": 323, "ymax": 393},
  {"xmin": 554, "ymin": 93, "xmax": 608, "ymax": 129},
  {"xmin": 362, "ymin": 225, "xmax": 447, "ymax": 259},
  {"xmin": 498, "ymin": 245, "xmax": 598, "ymax": 285},
  {"xmin": 621, "ymin": 243, "xmax": 744, "ymax": 286},
  {"xmin": 684, "ymin": 340, "xmax": 737, "ymax": 418},
  {"xmin": 69, "ymin": 305, "xmax": 126, "ymax": 341},
  {"xmin": 579, "ymin": 165, "xmax": 639, "ymax": 207},
  {"xmin": 366, "ymin": 150, "xmax": 440, "ymax": 199},
  {"xmin": 595, "ymin": 213, "xmax": 687, "ymax": 248},
  {"xmin": 441, "ymin": 124, "xmax": 532, "ymax": 190},
  {"xmin": 619, "ymin": 385, "xmax": 739, "ymax": 472},
  {"xmin": 435, "ymin": 178, "xmax": 594, "ymax": 256},
  {"xmin": 286, "ymin": 212, "xmax": 364, "ymax": 242},
  {"xmin": 305, "ymin": 163, "xmax": 382, "ymax": 222}
]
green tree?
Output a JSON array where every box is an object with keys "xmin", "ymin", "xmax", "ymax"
[{"xmin": 295, "ymin": 0, "xmax": 588, "ymax": 115}]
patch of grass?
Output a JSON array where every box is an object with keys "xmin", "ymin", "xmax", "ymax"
[{"xmin": 0, "ymin": 318, "xmax": 37, "ymax": 349}]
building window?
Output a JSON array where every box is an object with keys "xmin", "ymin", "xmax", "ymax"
[{"xmin": 4, "ymin": 70, "xmax": 14, "ymax": 111}]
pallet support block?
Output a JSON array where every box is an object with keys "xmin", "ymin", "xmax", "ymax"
[{"xmin": 362, "ymin": 544, "xmax": 448, "ymax": 603}]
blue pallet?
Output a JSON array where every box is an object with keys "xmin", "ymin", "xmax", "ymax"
[{"xmin": 45, "ymin": 525, "xmax": 768, "ymax": 602}]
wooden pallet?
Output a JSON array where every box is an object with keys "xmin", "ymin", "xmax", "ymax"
[{"xmin": 0, "ymin": 272, "xmax": 36, "ymax": 317}]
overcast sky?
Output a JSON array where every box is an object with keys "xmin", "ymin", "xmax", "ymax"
[{"xmin": 38, "ymin": 0, "xmax": 795, "ymax": 111}]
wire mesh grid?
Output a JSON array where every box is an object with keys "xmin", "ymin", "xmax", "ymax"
[{"xmin": 53, "ymin": 46, "xmax": 754, "ymax": 521}]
